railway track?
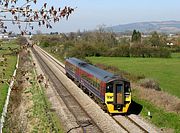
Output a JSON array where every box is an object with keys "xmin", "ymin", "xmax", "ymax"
[
  {"xmin": 32, "ymin": 45, "xmax": 158, "ymax": 133},
  {"xmin": 126, "ymin": 116, "xmax": 149, "ymax": 132},
  {"xmin": 112, "ymin": 115, "xmax": 149, "ymax": 133},
  {"xmin": 32, "ymin": 47, "xmax": 103, "ymax": 133}
]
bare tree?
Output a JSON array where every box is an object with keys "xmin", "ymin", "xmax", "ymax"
[{"xmin": 0, "ymin": 0, "xmax": 75, "ymax": 35}]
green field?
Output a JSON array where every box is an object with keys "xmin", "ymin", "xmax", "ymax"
[
  {"xmin": 87, "ymin": 53, "xmax": 180, "ymax": 98},
  {"xmin": 0, "ymin": 40, "xmax": 18, "ymax": 115}
]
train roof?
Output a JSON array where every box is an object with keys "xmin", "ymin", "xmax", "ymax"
[{"xmin": 66, "ymin": 57, "xmax": 123, "ymax": 82}]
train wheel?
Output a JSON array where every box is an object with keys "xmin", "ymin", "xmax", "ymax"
[
  {"xmin": 89, "ymin": 92, "xmax": 94, "ymax": 98},
  {"xmin": 65, "ymin": 73, "xmax": 70, "ymax": 78},
  {"xmin": 82, "ymin": 86, "xmax": 85, "ymax": 92},
  {"xmin": 79, "ymin": 84, "xmax": 82, "ymax": 89},
  {"xmin": 102, "ymin": 104, "xmax": 108, "ymax": 113},
  {"xmin": 75, "ymin": 80, "xmax": 79, "ymax": 87}
]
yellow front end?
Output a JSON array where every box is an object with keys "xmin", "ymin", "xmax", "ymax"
[{"xmin": 105, "ymin": 93, "xmax": 131, "ymax": 113}]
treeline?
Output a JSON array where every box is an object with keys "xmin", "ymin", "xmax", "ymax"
[
  {"xmin": 107, "ymin": 44, "xmax": 170, "ymax": 58},
  {"xmin": 32, "ymin": 30, "xmax": 180, "ymax": 59}
]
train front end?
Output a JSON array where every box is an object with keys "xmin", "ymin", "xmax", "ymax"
[{"xmin": 105, "ymin": 79, "xmax": 131, "ymax": 114}]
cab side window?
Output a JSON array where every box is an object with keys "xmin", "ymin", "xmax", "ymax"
[
  {"xmin": 124, "ymin": 82, "xmax": 130, "ymax": 93},
  {"xmin": 106, "ymin": 84, "xmax": 113, "ymax": 93}
]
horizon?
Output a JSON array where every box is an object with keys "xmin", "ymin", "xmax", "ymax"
[
  {"xmin": 114, "ymin": 20, "xmax": 180, "ymax": 25},
  {"xmin": 3, "ymin": 20, "xmax": 180, "ymax": 35}
]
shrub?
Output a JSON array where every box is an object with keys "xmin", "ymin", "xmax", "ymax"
[
  {"xmin": 41, "ymin": 41, "xmax": 50, "ymax": 47},
  {"xmin": 112, "ymin": 45, "xmax": 130, "ymax": 57},
  {"xmin": 139, "ymin": 78, "xmax": 161, "ymax": 91},
  {"xmin": 130, "ymin": 44, "xmax": 171, "ymax": 58}
]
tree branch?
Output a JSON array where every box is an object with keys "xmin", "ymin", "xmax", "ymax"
[{"xmin": 0, "ymin": 0, "xmax": 75, "ymax": 34}]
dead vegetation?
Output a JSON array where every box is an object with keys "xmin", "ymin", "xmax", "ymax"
[
  {"xmin": 37, "ymin": 74, "xmax": 44, "ymax": 83},
  {"xmin": 138, "ymin": 78, "xmax": 161, "ymax": 91},
  {"xmin": 133, "ymin": 84, "xmax": 180, "ymax": 114}
]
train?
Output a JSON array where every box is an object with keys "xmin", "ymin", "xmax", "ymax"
[{"xmin": 65, "ymin": 57, "xmax": 131, "ymax": 114}]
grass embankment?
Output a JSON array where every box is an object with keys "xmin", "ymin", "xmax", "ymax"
[
  {"xmin": 27, "ymin": 69, "xmax": 63, "ymax": 132},
  {"xmin": 0, "ymin": 40, "xmax": 18, "ymax": 115},
  {"xmin": 87, "ymin": 54, "xmax": 180, "ymax": 132},
  {"xmin": 30, "ymin": 52, "xmax": 63, "ymax": 132}
]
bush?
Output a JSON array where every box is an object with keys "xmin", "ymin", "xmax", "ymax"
[
  {"xmin": 129, "ymin": 44, "xmax": 171, "ymax": 58},
  {"xmin": 159, "ymin": 47, "xmax": 171, "ymax": 58},
  {"xmin": 41, "ymin": 41, "xmax": 50, "ymax": 47},
  {"xmin": 110, "ymin": 45, "xmax": 130, "ymax": 57},
  {"xmin": 139, "ymin": 78, "xmax": 161, "ymax": 91}
]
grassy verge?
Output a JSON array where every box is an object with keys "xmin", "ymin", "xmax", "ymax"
[
  {"xmin": 0, "ymin": 40, "xmax": 18, "ymax": 115},
  {"xmin": 25, "ymin": 70, "xmax": 61, "ymax": 132},
  {"xmin": 133, "ymin": 89, "xmax": 180, "ymax": 133},
  {"xmin": 0, "ymin": 84, "xmax": 8, "ymax": 114},
  {"xmin": 30, "ymin": 68, "xmax": 64, "ymax": 133}
]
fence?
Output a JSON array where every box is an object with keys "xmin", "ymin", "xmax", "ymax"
[{"xmin": 0, "ymin": 55, "xmax": 19, "ymax": 133}]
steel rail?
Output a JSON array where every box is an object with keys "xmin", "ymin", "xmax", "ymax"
[{"xmin": 126, "ymin": 116, "xmax": 149, "ymax": 133}]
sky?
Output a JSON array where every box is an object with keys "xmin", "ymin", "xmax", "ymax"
[{"xmin": 2, "ymin": 0, "xmax": 180, "ymax": 33}]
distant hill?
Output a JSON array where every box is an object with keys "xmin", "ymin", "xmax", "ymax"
[{"xmin": 107, "ymin": 21, "xmax": 180, "ymax": 34}]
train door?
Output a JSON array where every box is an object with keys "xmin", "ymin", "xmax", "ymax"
[{"xmin": 113, "ymin": 83, "xmax": 124, "ymax": 105}]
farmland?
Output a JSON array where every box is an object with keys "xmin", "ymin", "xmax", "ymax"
[
  {"xmin": 0, "ymin": 40, "xmax": 19, "ymax": 115},
  {"xmin": 87, "ymin": 53, "xmax": 180, "ymax": 98}
]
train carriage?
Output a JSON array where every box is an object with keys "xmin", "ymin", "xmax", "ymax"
[{"xmin": 65, "ymin": 57, "xmax": 131, "ymax": 113}]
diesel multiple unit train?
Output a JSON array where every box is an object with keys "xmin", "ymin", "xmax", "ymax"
[{"xmin": 65, "ymin": 58, "xmax": 131, "ymax": 114}]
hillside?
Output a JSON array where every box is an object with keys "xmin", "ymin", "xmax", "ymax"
[{"xmin": 107, "ymin": 21, "xmax": 180, "ymax": 33}]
